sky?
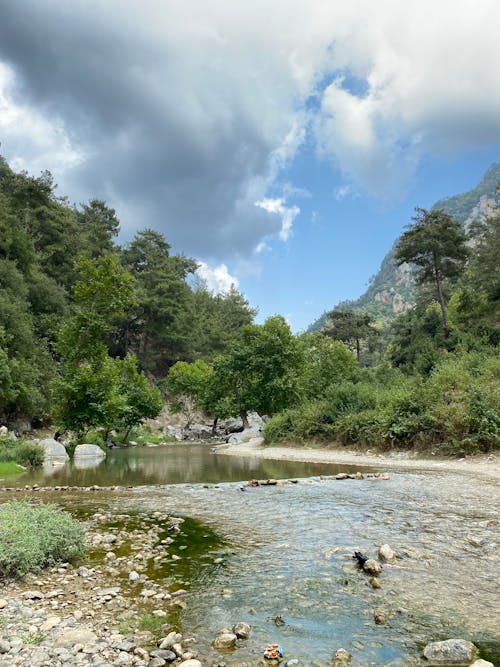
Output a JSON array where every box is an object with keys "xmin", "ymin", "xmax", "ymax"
[{"xmin": 1, "ymin": 0, "xmax": 500, "ymax": 330}]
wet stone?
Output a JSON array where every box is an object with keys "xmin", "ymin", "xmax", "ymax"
[{"xmin": 423, "ymin": 639, "xmax": 476, "ymax": 665}]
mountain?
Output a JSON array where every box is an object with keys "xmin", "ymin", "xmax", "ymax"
[{"xmin": 308, "ymin": 163, "xmax": 500, "ymax": 332}]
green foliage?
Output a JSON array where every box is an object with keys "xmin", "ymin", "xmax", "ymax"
[
  {"xmin": 0, "ymin": 436, "xmax": 44, "ymax": 470},
  {"xmin": 164, "ymin": 359, "xmax": 214, "ymax": 426},
  {"xmin": 298, "ymin": 333, "xmax": 359, "ymax": 399},
  {"xmin": 323, "ymin": 310, "xmax": 379, "ymax": 363},
  {"xmin": 0, "ymin": 502, "xmax": 85, "ymax": 578}
]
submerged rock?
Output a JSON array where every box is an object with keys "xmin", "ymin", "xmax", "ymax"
[
  {"xmin": 362, "ymin": 559, "xmax": 382, "ymax": 576},
  {"xmin": 378, "ymin": 544, "xmax": 396, "ymax": 561},
  {"xmin": 333, "ymin": 648, "xmax": 351, "ymax": 663},
  {"xmin": 423, "ymin": 639, "xmax": 476, "ymax": 665},
  {"xmin": 232, "ymin": 622, "xmax": 251, "ymax": 639},
  {"xmin": 213, "ymin": 632, "xmax": 237, "ymax": 650}
]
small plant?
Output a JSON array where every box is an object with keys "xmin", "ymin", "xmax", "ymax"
[
  {"xmin": 0, "ymin": 502, "xmax": 86, "ymax": 579},
  {"xmin": 22, "ymin": 631, "xmax": 46, "ymax": 645},
  {"xmin": 138, "ymin": 613, "xmax": 165, "ymax": 636}
]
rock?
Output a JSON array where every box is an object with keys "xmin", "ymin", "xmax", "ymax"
[
  {"xmin": 232, "ymin": 622, "xmax": 251, "ymax": 639},
  {"xmin": 97, "ymin": 586, "xmax": 121, "ymax": 597},
  {"xmin": 0, "ymin": 640, "xmax": 11, "ymax": 654},
  {"xmin": 54, "ymin": 628, "xmax": 98, "ymax": 647},
  {"xmin": 151, "ymin": 649, "xmax": 178, "ymax": 661},
  {"xmin": 378, "ymin": 544, "xmax": 396, "ymax": 561},
  {"xmin": 179, "ymin": 661, "xmax": 202, "ymax": 667},
  {"xmin": 37, "ymin": 438, "xmax": 69, "ymax": 459},
  {"xmin": 470, "ymin": 661, "xmax": 494, "ymax": 667},
  {"xmin": 362, "ymin": 559, "xmax": 382, "ymax": 576},
  {"xmin": 78, "ymin": 566, "xmax": 91, "ymax": 577},
  {"xmin": 423, "ymin": 639, "xmax": 476, "ymax": 665},
  {"xmin": 0, "ymin": 598, "xmax": 7, "ymax": 609},
  {"xmin": 369, "ymin": 577, "xmax": 381, "ymax": 589},
  {"xmin": 23, "ymin": 590, "xmax": 45, "ymax": 599},
  {"xmin": 285, "ymin": 660, "xmax": 300, "ymax": 667},
  {"xmin": 74, "ymin": 444, "xmax": 106, "ymax": 458},
  {"xmin": 213, "ymin": 632, "xmax": 237, "ymax": 650},
  {"xmin": 129, "ymin": 570, "xmax": 140, "ymax": 582},
  {"xmin": 158, "ymin": 632, "xmax": 182, "ymax": 649},
  {"xmin": 373, "ymin": 610, "xmax": 386, "ymax": 624},
  {"xmin": 333, "ymin": 648, "xmax": 351, "ymax": 663},
  {"xmin": 335, "ymin": 473, "xmax": 349, "ymax": 480},
  {"xmin": 149, "ymin": 659, "xmax": 167, "ymax": 667}
]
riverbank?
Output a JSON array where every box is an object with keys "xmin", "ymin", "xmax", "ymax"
[{"xmin": 217, "ymin": 437, "xmax": 500, "ymax": 481}]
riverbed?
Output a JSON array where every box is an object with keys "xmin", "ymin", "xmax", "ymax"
[{"xmin": 1, "ymin": 444, "xmax": 499, "ymax": 665}]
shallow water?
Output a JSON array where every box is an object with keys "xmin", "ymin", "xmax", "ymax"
[
  {"xmin": 2, "ymin": 446, "xmax": 499, "ymax": 665},
  {"xmin": 0, "ymin": 443, "xmax": 375, "ymax": 487}
]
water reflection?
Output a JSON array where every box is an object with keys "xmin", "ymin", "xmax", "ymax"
[{"xmin": 5, "ymin": 444, "xmax": 375, "ymax": 487}]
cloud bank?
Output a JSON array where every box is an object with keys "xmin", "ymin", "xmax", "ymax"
[{"xmin": 1, "ymin": 0, "xmax": 499, "ymax": 261}]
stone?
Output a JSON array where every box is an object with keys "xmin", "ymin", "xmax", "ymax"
[
  {"xmin": 285, "ymin": 660, "xmax": 300, "ymax": 667},
  {"xmin": 369, "ymin": 577, "xmax": 381, "ymax": 589},
  {"xmin": 151, "ymin": 648, "xmax": 177, "ymax": 661},
  {"xmin": 0, "ymin": 425, "xmax": 8, "ymax": 436},
  {"xmin": 213, "ymin": 632, "xmax": 237, "ymax": 650},
  {"xmin": 74, "ymin": 444, "xmax": 106, "ymax": 458},
  {"xmin": 128, "ymin": 570, "xmax": 140, "ymax": 582},
  {"xmin": 373, "ymin": 610, "xmax": 386, "ymax": 624},
  {"xmin": 0, "ymin": 598, "xmax": 7, "ymax": 609},
  {"xmin": 54, "ymin": 628, "xmax": 98, "ymax": 647},
  {"xmin": 378, "ymin": 544, "xmax": 396, "ymax": 561},
  {"xmin": 37, "ymin": 438, "xmax": 69, "ymax": 459},
  {"xmin": 149, "ymin": 659, "xmax": 167, "ymax": 667},
  {"xmin": 97, "ymin": 586, "xmax": 121, "ymax": 597},
  {"xmin": 158, "ymin": 632, "xmax": 182, "ymax": 649},
  {"xmin": 23, "ymin": 590, "xmax": 45, "ymax": 599},
  {"xmin": 470, "ymin": 661, "xmax": 494, "ymax": 667},
  {"xmin": 179, "ymin": 661, "xmax": 202, "ymax": 667},
  {"xmin": 232, "ymin": 622, "xmax": 251, "ymax": 639},
  {"xmin": 0, "ymin": 640, "xmax": 11, "ymax": 654},
  {"xmin": 423, "ymin": 639, "xmax": 476, "ymax": 665},
  {"xmin": 333, "ymin": 648, "xmax": 351, "ymax": 663},
  {"xmin": 335, "ymin": 473, "xmax": 349, "ymax": 480},
  {"xmin": 362, "ymin": 559, "xmax": 382, "ymax": 576}
]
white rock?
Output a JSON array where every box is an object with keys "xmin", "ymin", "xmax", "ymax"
[
  {"xmin": 74, "ymin": 444, "xmax": 106, "ymax": 459},
  {"xmin": 38, "ymin": 438, "xmax": 69, "ymax": 459},
  {"xmin": 423, "ymin": 639, "xmax": 476, "ymax": 665},
  {"xmin": 378, "ymin": 544, "xmax": 396, "ymax": 561},
  {"xmin": 179, "ymin": 661, "xmax": 202, "ymax": 667}
]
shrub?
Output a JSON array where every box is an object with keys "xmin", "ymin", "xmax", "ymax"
[
  {"xmin": 0, "ymin": 437, "xmax": 44, "ymax": 467},
  {"xmin": 0, "ymin": 502, "xmax": 85, "ymax": 578}
]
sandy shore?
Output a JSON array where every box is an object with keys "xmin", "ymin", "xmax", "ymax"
[{"xmin": 217, "ymin": 437, "xmax": 500, "ymax": 481}]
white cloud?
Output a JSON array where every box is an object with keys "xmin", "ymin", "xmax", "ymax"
[
  {"xmin": 196, "ymin": 262, "xmax": 239, "ymax": 294},
  {"xmin": 256, "ymin": 197, "xmax": 300, "ymax": 241}
]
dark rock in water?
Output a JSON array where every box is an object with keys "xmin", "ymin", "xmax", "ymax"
[
  {"xmin": 353, "ymin": 551, "xmax": 369, "ymax": 567},
  {"xmin": 423, "ymin": 639, "xmax": 476, "ymax": 665}
]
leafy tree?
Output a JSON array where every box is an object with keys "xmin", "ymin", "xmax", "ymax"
[
  {"xmin": 323, "ymin": 310, "xmax": 378, "ymax": 362},
  {"xmin": 77, "ymin": 199, "xmax": 120, "ymax": 259},
  {"xmin": 298, "ymin": 333, "xmax": 358, "ymax": 398},
  {"xmin": 164, "ymin": 359, "xmax": 214, "ymax": 427},
  {"xmin": 211, "ymin": 316, "xmax": 305, "ymax": 425},
  {"xmin": 121, "ymin": 229, "xmax": 197, "ymax": 374},
  {"xmin": 53, "ymin": 256, "xmax": 161, "ymax": 436},
  {"xmin": 394, "ymin": 208, "xmax": 469, "ymax": 335},
  {"xmin": 191, "ymin": 285, "xmax": 256, "ymax": 361}
]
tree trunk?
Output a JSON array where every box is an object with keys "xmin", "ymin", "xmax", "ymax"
[
  {"xmin": 433, "ymin": 255, "xmax": 449, "ymax": 336},
  {"xmin": 211, "ymin": 416, "xmax": 218, "ymax": 435},
  {"xmin": 240, "ymin": 410, "xmax": 249, "ymax": 429},
  {"xmin": 355, "ymin": 337, "xmax": 361, "ymax": 363}
]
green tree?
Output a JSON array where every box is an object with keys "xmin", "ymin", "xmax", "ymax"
[
  {"xmin": 323, "ymin": 310, "xmax": 378, "ymax": 362},
  {"xmin": 53, "ymin": 256, "xmax": 161, "ymax": 435},
  {"xmin": 394, "ymin": 208, "xmax": 469, "ymax": 335},
  {"xmin": 164, "ymin": 359, "xmax": 214, "ymax": 427},
  {"xmin": 211, "ymin": 316, "xmax": 305, "ymax": 425},
  {"xmin": 121, "ymin": 229, "xmax": 197, "ymax": 374},
  {"xmin": 298, "ymin": 333, "xmax": 358, "ymax": 398},
  {"xmin": 77, "ymin": 199, "xmax": 120, "ymax": 259}
]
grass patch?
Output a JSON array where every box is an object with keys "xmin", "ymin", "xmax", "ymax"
[
  {"xmin": 0, "ymin": 501, "xmax": 86, "ymax": 579},
  {"xmin": 0, "ymin": 461, "xmax": 25, "ymax": 476},
  {"xmin": 138, "ymin": 613, "xmax": 165, "ymax": 636},
  {"xmin": 22, "ymin": 632, "xmax": 46, "ymax": 645}
]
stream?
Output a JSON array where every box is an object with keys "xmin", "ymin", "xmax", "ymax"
[{"xmin": 1, "ymin": 444, "xmax": 499, "ymax": 665}]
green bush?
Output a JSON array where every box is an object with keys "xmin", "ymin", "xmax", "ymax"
[
  {"xmin": 0, "ymin": 501, "xmax": 85, "ymax": 578},
  {"xmin": 0, "ymin": 437, "xmax": 44, "ymax": 467}
]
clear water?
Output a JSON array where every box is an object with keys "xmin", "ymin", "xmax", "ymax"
[
  {"xmin": 0, "ymin": 443, "xmax": 375, "ymax": 487},
  {"xmin": 2, "ymin": 446, "xmax": 499, "ymax": 665}
]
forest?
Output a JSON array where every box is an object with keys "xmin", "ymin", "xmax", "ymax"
[{"xmin": 0, "ymin": 156, "xmax": 499, "ymax": 454}]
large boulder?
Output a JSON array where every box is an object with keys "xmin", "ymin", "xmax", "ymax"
[
  {"xmin": 74, "ymin": 444, "xmax": 106, "ymax": 459},
  {"xmin": 37, "ymin": 438, "xmax": 69, "ymax": 460},
  {"xmin": 423, "ymin": 639, "xmax": 476, "ymax": 665}
]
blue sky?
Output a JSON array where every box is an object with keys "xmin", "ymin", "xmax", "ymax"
[{"xmin": 1, "ymin": 1, "xmax": 499, "ymax": 330}]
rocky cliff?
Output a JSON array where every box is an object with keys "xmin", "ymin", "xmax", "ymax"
[{"xmin": 308, "ymin": 163, "xmax": 500, "ymax": 332}]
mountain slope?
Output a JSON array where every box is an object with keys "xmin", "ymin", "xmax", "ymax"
[{"xmin": 308, "ymin": 163, "xmax": 500, "ymax": 332}]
